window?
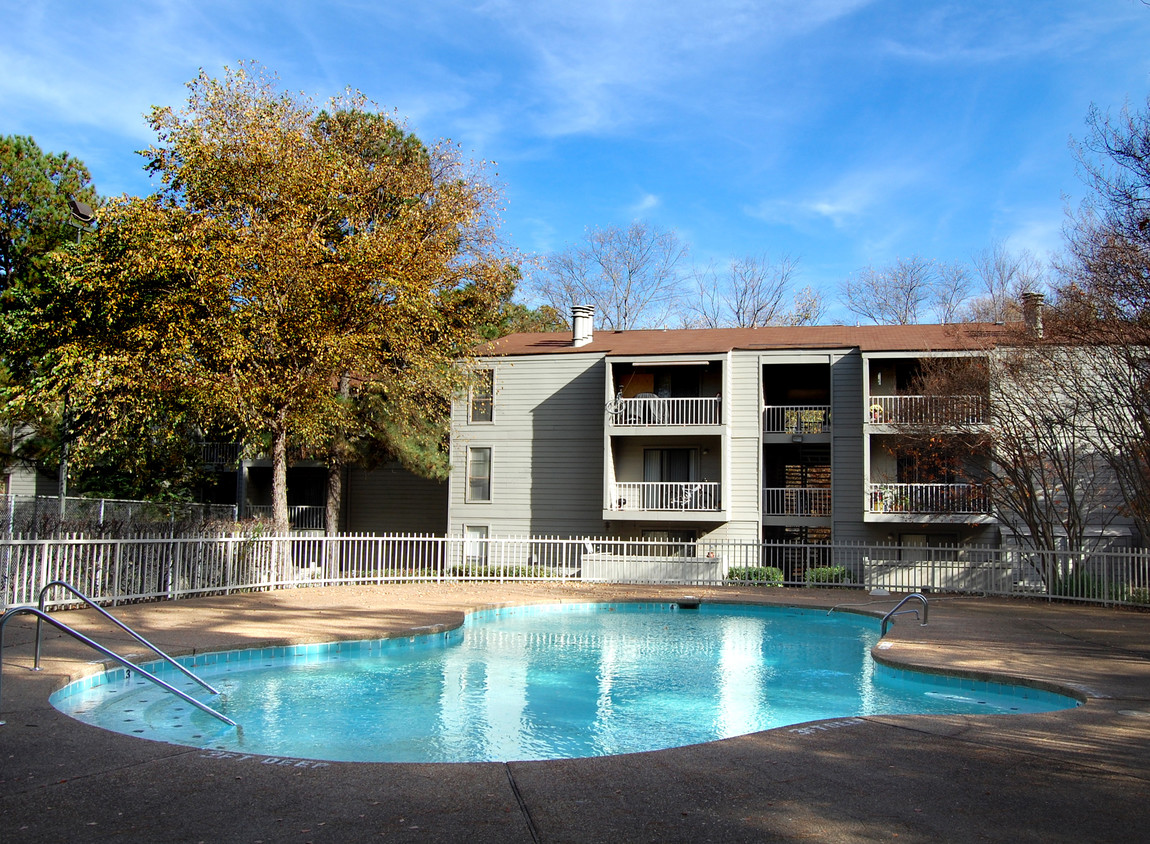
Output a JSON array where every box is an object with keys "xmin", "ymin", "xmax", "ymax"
[
  {"xmin": 643, "ymin": 448, "xmax": 698, "ymax": 483},
  {"xmin": 470, "ymin": 369, "xmax": 493, "ymax": 423},
  {"xmin": 641, "ymin": 528, "xmax": 697, "ymax": 557},
  {"xmin": 467, "ymin": 447, "xmax": 492, "ymax": 502},
  {"xmin": 464, "ymin": 524, "xmax": 489, "ymax": 566}
]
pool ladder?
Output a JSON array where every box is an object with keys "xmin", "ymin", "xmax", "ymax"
[
  {"xmin": 0, "ymin": 580, "xmax": 237, "ymax": 728},
  {"xmin": 880, "ymin": 593, "xmax": 929, "ymax": 637}
]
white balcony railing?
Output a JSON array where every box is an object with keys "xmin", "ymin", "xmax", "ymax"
[
  {"xmin": 608, "ymin": 396, "xmax": 721, "ymax": 426},
  {"xmin": 246, "ymin": 504, "xmax": 327, "ymax": 530},
  {"xmin": 610, "ymin": 482, "xmax": 721, "ymax": 512},
  {"xmin": 762, "ymin": 487, "xmax": 832, "ymax": 517},
  {"xmin": 867, "ymin": 395, "xmax": 985, "ymax": 425},
  {"xmin": 867, "ymin": 483, "xmax": 989, "ymax": 515},
  {"xmin": 762, "ymin": 405, "xmax": 831, "ymax": 434}
]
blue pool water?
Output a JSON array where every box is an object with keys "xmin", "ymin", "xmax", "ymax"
[{"xmin": 51, "ymin": 602, "xmax": 1078, "ymax": 762}]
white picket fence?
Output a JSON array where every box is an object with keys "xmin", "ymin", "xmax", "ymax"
[{"xmin": 1, "ymin": 533, "xmax": 1147, "ymax": 611}]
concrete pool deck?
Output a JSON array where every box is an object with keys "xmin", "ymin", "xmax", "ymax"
[{"xmin": 2, "ymin": 582, "xmax": 1149, "ymax": 842}]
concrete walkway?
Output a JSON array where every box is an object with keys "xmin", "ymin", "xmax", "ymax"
[{"xmin": 2, "ymin": 583, "xmax": 1149, "ymax": 843}]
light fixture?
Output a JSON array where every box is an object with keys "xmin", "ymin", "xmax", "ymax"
[{"xmin": 67, "ymin": 195, "xmax": 97, "ymax": 242}]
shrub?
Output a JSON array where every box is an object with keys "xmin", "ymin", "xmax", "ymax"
[
  {"xmin": 726, "ymin": 566, "xmax": 784, "ymax": 586},
  {"xmin": 1127, "ymin": 587, "xmax": 1150, "ymax": 605},
  {"xmin": 805, "ymin": 565, "xmax": 853, "ymax": 585},
  {"xmin": 1051, "ymin": 570, "xmax": 1125, "ymax": 601}
]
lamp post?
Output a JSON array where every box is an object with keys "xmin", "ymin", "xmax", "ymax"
[{"xmin": 57, "ymin": 196, "xmax": 96, "ymax": 518}]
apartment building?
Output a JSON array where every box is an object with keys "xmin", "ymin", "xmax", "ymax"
[{"xmin": 447, "ymin": 309, "xmax": 1015, "ymax": 550}]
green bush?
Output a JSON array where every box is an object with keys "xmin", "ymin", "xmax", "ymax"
[
  {"xmin": 804, "ymin": 565, "xmax": 853, "ymax": 585},
  {"xmin": 1127, "ymin": 587, "xmax": 1150, "ymax": 605},
  {"xmin": 726, "ymin": 566, "xmax": 784, "ymax": 586},
  {"xmin": 1051, "ymin": 570, "xmax": 1125, "ymax": 601}
]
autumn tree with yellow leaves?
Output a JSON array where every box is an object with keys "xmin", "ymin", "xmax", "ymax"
[{"xmin": 6, "ymin": 65, "xmax": 512, "ymax": 531}]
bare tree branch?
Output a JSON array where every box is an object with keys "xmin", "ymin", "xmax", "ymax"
[{"xmin": 534, "ymin": 221, "xmax": 687, "ymax": 330}]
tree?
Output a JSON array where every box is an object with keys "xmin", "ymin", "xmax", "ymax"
[
  {"xmin": 841, "ymin": 255, "xmax": 971, "ymax": 325},
  {"xmin": 964, "ymin": 242, "xmax": 1045, "ymax": 323},
  {"xmin": 534, "ymin": 221, "xmax": 687, "ymax": 330},
  {"xmin": 0, "ymin": 136, "xmax": 101, "ymax": 489},
  {"xmin": 0, "ymin": 135, "xmax": 99, "ymax": 293},
  {"xmin": 686, "ymin": 254, "xmax": 820, "ymax": 328},
  {"xmin": 477, "ymin": 276, "xmax": 567, "ymax": 339},
  {"xmin": 1055, "ymin": 93, "xmax": 1150, "ymax": 543},
  {"xmin": 5, "ymin": 65, "xmax": 512, "ymax": 533},
  {"xmin": 889, "ymin": 346, "xmax": 1127, "ymax": 586},
  {"xmin": 1065, "ymin": 95, "xmax": 1150, "ymax": 324}
]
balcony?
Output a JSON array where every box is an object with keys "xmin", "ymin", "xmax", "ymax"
[
  {"xmin": 608, "ymin": 395, "xmax": 721, "ymax": 427},
  {"xmin": 201, "ymin": 442, "xmax": 241, "ymax": 465},
  {"xmin": 867, "ymin": 483, "xmax": 989, "ymax": 515},
  {"xmin": 763, "ymin": 405, "xmax": 831, "ymax": 435},
  {"xmin": 867, "ymin": 395, "xmax": 985, "ymax": 426},
  {"xmin": 247, "ymin": 504, "xmax": 327, "ymax": 530},
  {"xmin": 609, "ymin": 482, "xmax": 721, "ymax": 512},
  {"xmin": 762, "ymin": 487, "xmax": 832, "ymax": 517}
]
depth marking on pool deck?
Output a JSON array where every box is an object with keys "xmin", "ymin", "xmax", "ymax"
[
  {"xmin": 199, "ymin": 750, "xmax": 331, "ymax": 769},
  {"xmin": 788, "ymin": 718, "xmax": 866, "ymax": 736}
]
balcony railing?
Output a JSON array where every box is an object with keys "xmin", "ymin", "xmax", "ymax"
[
  {"xmin": 867, "ymin": 483, "xmax": 989, "ymax": 515},
  {"xmin": 201, "ymin": 442, "xmax": 241, "ymax": 465},
  {"xmin": 867, "ymin": 395, "xmax": 985, "ymax": 425},
  {"xmin": 609, "ymin": 482, "xmax": 721, "ymax": 512},
  {"xmin": 608, "ymin": 396, "xmax": 721, "ymax": 426},
  {"xmin": 762, "ymin": 487, "xmax": 832, "ymax": 517},
  {"xmin": 763, "ymin": 405, "xmax": 831, "ymax": 434},
  {"xmin": 246, "ymin": 505, "xmax": 327, "ymax": 530}
]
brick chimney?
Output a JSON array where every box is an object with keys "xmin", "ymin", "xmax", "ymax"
[{"xmin": 1022, "ymin": 292, "xmax": 1044, "ymax": 338}]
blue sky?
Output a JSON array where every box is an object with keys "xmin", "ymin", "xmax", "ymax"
[{"xmin": 4, "ymin": 1, "xmax": 1150, "ymax": 320}]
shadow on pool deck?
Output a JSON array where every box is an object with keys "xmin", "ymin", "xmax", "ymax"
[{"xmin": 2, "ymin": 582, "xmax": 1150, "ymax": 842}]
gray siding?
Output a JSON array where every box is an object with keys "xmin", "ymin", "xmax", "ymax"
[
  {"xmin": 344, "ymin": 464, "xmax": 447, "ymax": 535},
  {"xmin": 449, "ymin": 354, "xmax": 606, "ymax": 537},
  {"xmin": 830, "ymin": 351, "xmax": 867, "ymax": 543},
  {"xmin": 6, "ymin": 466, "xmax": 57, "ymax": 498}
]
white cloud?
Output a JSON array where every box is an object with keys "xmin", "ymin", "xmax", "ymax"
[
  {"xmin": 629, "ymin": 192, "xmax": 660, "ymax": 215},
  {"xmin": 474, "ymin": 0, "xmax": 877, "ymax": 136},
  {"xmin": 876, "ymin": 5, "xmax": 1124, "ymax": 66},
  {"xmin": 1003, "ymin": 216, "xmax": 1064, "ymax": 264},
  {"xmin": 747, "ymin": 163, "xmax": 927, "ymax": 230}
]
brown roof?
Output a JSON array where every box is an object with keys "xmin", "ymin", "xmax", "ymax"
[{"xmin": 478, "ymin": 322, "xmax": 1017, "ymax": 357}]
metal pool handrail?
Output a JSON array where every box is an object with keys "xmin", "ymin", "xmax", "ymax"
[
  {"xmin": 0, "ymin": 606, "xmax": 237, "ymax": 727},
  {"xmin": 33, "ymin": 580, "xmax": 220, "ymax": 695},
  {"xmin": 881, "ymin": 593, "xmax": 929, "ymax": 637}
]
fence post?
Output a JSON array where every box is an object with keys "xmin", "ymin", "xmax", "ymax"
[
  {"xmin": 112, "ymin": 540, "xmax": 123, "ymax": 606},
  {"xmin": 38, "ymin": 538, "xmax": 52, "ymax": 601}
]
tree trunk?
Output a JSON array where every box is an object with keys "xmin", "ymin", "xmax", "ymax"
[
  {"xmin": 271, "ymin": 425, "xmax": 290, "ymax": 534},
  {"xmin": 325, "ymin": 453, "xmax": 344, "ymax": 538}
]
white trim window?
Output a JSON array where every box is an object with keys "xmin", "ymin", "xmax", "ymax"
[
  {"xmin": 464, "ymin": 524, "xmax": 489, "ymax": 565},
  {"xmin": 467, "ymin": 446, "xmax": 492, "ymax": 502},
  {"xmin": 470, "ymin": 369, "xmax": 494, "ymax": 423}
]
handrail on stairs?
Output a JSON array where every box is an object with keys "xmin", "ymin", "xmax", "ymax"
[
  {"xmin": 1, "ymin": 581, "xmax": 237, "ymax": 728},
  {"xmin": 880, "ymin": 593, "xmax": 929, "ymax": 637}
]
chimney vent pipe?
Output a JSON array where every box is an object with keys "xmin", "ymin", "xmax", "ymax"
[{"xmin": 572, "ymin": 305, "xmax": 595, "ymax": 347}]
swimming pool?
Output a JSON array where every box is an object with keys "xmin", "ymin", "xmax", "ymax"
[{"xmin": 51, "ymin": 602, "xmax": 1078, "ymax": 762}]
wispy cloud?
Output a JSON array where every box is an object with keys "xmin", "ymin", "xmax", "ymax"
[
  {"xmin": 0, "ymin": 2, "xmax": 232, "ymax": 140},
  {"xmin": 629, "ymin": 192, "xmax": 660, "ymax": 215},
  {"xmin": 474, "ymin": 0, "xmax": 877, "ymax": 136},
  {"xmin": 876, "ymin": 5, "xmax": 1120, "ymax": 65},
  {"xmin": 747, "ymin": 163, "xmax": 928, "ymax": 230}
]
